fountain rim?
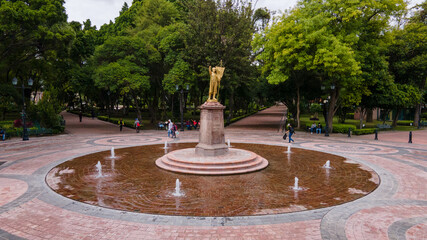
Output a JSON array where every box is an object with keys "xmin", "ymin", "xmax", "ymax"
[{"xmin": 42, "ymin": 140, "xmax": 382, "ymax": 225}]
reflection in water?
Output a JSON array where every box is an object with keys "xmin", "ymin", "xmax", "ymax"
[
  {"xmin": 47, "ymin": 143, "xmax": 378, "ymax": 217},
  {"xmin": 294, "ymin": 190, "xmax": 299, "ymax": 200},
  {"xmin": 325, "ymin": 168, "xmax": 330, "ymax": 184}
]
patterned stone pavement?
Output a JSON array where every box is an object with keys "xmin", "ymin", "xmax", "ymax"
[{"xmin": 0, "ymin": 106, "xmax": 426, "ymax": 239}]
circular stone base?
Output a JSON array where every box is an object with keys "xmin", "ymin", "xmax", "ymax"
[{"xmin": 155, "ymin": 148, "xmax": 269, "ymax": 175}]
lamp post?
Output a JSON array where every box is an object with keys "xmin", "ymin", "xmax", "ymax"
[
  {"xmin": 176, "ymin": 84, "xmax": 189, "ymax": 131},
  {"xmin": 12, "ymin": 77, "xmax": 33, "ymax": 141}
]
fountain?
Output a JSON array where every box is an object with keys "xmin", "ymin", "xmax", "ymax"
[
  {"xmin": 48, "ymin": 142, "xmax": 379, "ymax": 217},
  {"xmin": 155, "ymin": 63, "xmax": 268, "ymax": 175},
  {"xmin": 227, "ymin": 139, "xmax": 231, "ymax": 148},
  {"xmin": 46, "ymin": 62, "xmax": 379, "ymax": 217},
  {"xmin": 293, "ymin": 177, "xmax": 302, "ymax": 191},
  {"xmin": 110, "ymin": 147, "xmax": 115, "ymax": 158},
  {"xmin": 323, "ymin": 160, "xmax": 331, "ymax": 169},
  {"xmin": 95, "ymin": 161, "xmax": 103, "ymax": 178},
  {"xmin": 164, "ymin": 141, "xmax": 168, "ymax": 149},
  {"xmin": 172, "ymin": 179, "xmax": 183, "ymax": 197}
]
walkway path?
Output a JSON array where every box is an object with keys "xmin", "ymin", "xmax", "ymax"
[{"xmin": 0, "ymin": 108, "xmax": 426, "ymax": 239}]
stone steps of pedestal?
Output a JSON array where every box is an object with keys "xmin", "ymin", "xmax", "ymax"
[
  {"xmin": 156, "ymin": 156, "xmax": 269, "ymax": 175},
  {"xmin": 166, "ymin": 152, "xmax": 258, "ymax": 166},
  {"xmin": 161, "ymin": 155, "xmax": 263, "ymax": 171}
]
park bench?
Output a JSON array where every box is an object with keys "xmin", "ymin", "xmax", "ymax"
[{"xmin": 376, "ymin": 124, "xmax": 392, "ymax": 129}]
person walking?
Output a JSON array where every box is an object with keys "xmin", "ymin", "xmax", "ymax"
[
  {"xmin": 118, "ymin": 118, "xmax": 124, "ymax": 132},
  {"xmin": 286, "ymin": 123, "xmax": 295, "ymax": 143},
  {"xmin": 172, "ymin": 122, "xmax": 178, "ymax": 138},
  {"xmin": 134, "ymin": 118, "xmax": 140, "ymax": 133},
  {"xmin": 168, "ymin": 120, "xmax": 173, "ymax": 138},
  {"xmin": 79, "ymin": 111, "xmax": 83, "ymax": 122}
]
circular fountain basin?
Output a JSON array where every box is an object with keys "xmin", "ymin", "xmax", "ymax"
[
  {"xmin": 156, "ymin": 148, "xmax": 268, "ymax": 175},
  {"xmin": 46, "ymin": 143, "xmax": 379, "ymax": 217}
]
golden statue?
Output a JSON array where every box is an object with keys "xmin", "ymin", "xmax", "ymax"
[{"xmin": 207, "ymin": 63, "xmax": 225, "ymax": 102}]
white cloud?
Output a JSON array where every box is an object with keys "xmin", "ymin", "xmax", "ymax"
[
  {"xmin": 65, "ymin": 0, "xmax": 425, "ymax": 28},
  {"xmin": 64, "ymin": 0, "xmax": 132, "ymax": 28}
]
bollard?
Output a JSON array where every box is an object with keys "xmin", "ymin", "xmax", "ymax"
[
  {"xmin": 348, "ymin": 128, "xmax": 351, "ymax": 138},
  {"xmin": 409, "ymin": 131, "xmax": 412, "ymax": 143},
  {"xmin": 375, "ymin": 129, "xmax": 378, "ymax": 140}
]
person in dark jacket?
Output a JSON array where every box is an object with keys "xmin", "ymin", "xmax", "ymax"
[{"xmin": 286, "ymin": 124, "xmax": 295, "ymax": 143}]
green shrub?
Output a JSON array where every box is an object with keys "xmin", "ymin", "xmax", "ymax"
[
  {"xmin": 396, "ymin": 120, "xmax": 413, "ymax": 126},
  {"xmin": 346, "ymin": 113, "xmax": 355, "ymax": 119},
  {"xmin": 332, "ymin": 124, "xmax": 356, "ymax": 133},
  {"xmin": 97, "ymin": 116, "xmax": 140, "ymax": 129},
  {"xmin": 353, "ymin": 128, "xmax": 376, "ymax": 135}
]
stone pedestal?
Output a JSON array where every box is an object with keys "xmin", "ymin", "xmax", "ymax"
[
  {"xmin": 155, "ymin": 101, "xmax": 269, "ymax": 175},
  {"xmin": 195, "ymin": 102, "xmax": 228, "ymax": 157}
]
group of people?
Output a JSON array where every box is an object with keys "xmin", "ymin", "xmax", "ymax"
[
  {"xmin": 310, "ymin": 122, "xmax": 323, "ymax": 134},
  {"xmin": 284, "ymin": 122, "xmax": 324, "ymax": 143},
  {"xmin": 185, "ymin": 119, "xmax": 199, "ymax": 130}
]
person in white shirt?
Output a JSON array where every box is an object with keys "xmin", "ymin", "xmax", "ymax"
[{"xmin": 168, "ymin": 120, "xmax": 173, "ymax": 138}]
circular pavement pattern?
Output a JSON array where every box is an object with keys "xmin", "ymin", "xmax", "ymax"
[{"xmin": 0, "ymin": 107, "xmax": 426, "ymax": 239}]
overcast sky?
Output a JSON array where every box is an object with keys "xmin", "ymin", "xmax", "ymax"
[{"xmin": 65, "ymin": 0, "xmax": 424, "ymax": 29}]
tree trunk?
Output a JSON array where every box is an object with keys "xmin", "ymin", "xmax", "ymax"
[
  {"xmin": 132, "ymin": 94, "xmax": 142, "ymax": 121},
  {"xmin": 296, "ymin": 86, "xmax": 300, "ymax": 129},
  {"xmin": 227, "ymin": 90, "xmax": 234, "ymax": 125},
  {"xmin": 79, "ymin": 92, "xmax": 83, "ymax": 111},
  {"xmin": 359, "ymin": 107, "xmax": 365, "ymax": 129},
  {"xmin": 327, "ymin": 88, "xmax": 339, "ymax": 133},
  {"xmin": 414, "ymin": 103, "xmax": 421, "ymax": 127},
  {"xmin": 392, "ymin": 108, "xmax": 400, "ymax": 127}
]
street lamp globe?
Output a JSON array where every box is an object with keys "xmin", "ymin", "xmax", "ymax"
[
  {"xmin": 12, "ymin": 77, "xmax": 18, "ymax": 86},
  {"xmin": 28, "ymin": 78, "xmax": 33, "ymax": 86}
]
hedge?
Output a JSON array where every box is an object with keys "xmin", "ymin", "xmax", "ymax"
[
  {"xmin": 332, "ymin": 124, "xmax": 357, "ymax": 133},
  {"xmin": 352, "ymin": 128, "xmax": 376, "ymax": 135},
  {"xmin": 97, "ymin": 116, "xmax": 137, "ymax": 129},
  {"xmin": 396, "ymin": 120, "xmax": 414, "ymax": 126}
]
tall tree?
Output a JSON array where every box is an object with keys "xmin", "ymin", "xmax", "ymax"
[
  {"xmin": 253, "ymin": 0, "xmax": 406, "ymax": 131},
  {"xmin": 185, "ymin": 0, "xmax": 256, "ymax": 121},
  {"xmin": 387, "ymin": 1, "xmax": 427, "ymax": 126}
]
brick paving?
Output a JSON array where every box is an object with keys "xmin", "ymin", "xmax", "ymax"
[{"xmin": 0, "ymin": 108, "xmax": 426, "ymax": 239}]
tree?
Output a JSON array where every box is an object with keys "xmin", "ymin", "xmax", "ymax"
[
  {"xmin": 387, "ymin": 1, "xmax": 427, "ymax": 126},
  {"xmin": 0, "ymin": 0, "xmax": 74, "ymax": 124},
  {"xmin": 92, "ymin": 36, "xmax": 151, "ymax": 120},
  {"xmin": 253, "ymin": 0, "xmax": 406, "ymax": 131},
  {"xmin": 185, "ymin": 0, "xmax": 257, "ymax": 122}
]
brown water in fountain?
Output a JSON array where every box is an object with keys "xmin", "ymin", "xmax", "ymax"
[{"xmin": 46, "ymin": 143, "xmax": 378, "ymax": 217}]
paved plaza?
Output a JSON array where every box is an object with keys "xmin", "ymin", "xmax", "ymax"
[{"xmin": 0, "ymin": 106, "xmax": 426, "ymax": 239}]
